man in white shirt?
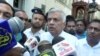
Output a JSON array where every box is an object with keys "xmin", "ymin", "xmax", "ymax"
[
  {"xmin": 24, "ymin": 7, "xmax": 46, "ymax": 38},
  {"xmin": 76, "ymin": 19, "xmax": 100, "ymax": 56},
  {"xmin": 23, "ymin": 7, "xmax": 46, "ymax": 56},
  {"xmin": 38, "ymin": 8, "xmax": 78, "ymax": 56}
]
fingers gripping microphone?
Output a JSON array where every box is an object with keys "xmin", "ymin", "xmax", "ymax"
[{"xmin": 0, "ymin": 17, "xmax": 24, "ymax": 55}]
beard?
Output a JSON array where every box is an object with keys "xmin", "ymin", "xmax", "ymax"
[
  {"xmin": 76, "ymin": 29, "xmax": 84, "ymax": 34},
  {"xmin": 31, "ymin": 23, "xmax": 43, "ymax": 29},
  {"xmin": 68, "ymin": 30, "xmax": 76, "ymax": 35}
]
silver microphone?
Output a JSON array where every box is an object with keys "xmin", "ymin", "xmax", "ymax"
[{"xmin": 8, "ymin": 17, "xmax": 24, "ymax": 34}]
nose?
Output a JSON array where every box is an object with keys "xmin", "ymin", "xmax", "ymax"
[
  {"xmin": 49, "ymin": 19, "xmax": 54, "ymax": 24},
  {"xmin": 35, "ymin": 19, "xmax": 40, "ymax": 22},
  {"xmin": 89, "ymin": 28, "xmax": 95, "ymax": 33}
]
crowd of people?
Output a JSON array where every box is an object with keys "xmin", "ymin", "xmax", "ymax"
[{"xmin": 0, "ymin": 0, "xmax": 100, "ymax": 56}]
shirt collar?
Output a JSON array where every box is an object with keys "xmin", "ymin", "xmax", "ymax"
[{"xmin": 83, "ymin": 38, "xmax": 100, "ymax": 48}]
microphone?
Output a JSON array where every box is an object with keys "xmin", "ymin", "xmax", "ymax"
[
  {"xmin": 8, "ymin": 17, "xmax": 24, "ymax": 34},
  {"xmin": 0, "ymin": 17, "xmax": 24, "ymax": 55},
  {"xmin": 52, "ymin": 37, "xmax": 64, "ymax": 45},
  {"xmin": 24, "ymin": 36, "xmax": 40, "ymax": 51},
  {"xmin": 38, "ymin": 40, "xmax": 56, "ymax": 56},
  {"xmin": 52, "ymin": 37, "xmax": 76, "ymax": 56}
]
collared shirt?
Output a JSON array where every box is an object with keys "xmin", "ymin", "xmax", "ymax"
[
  {"xmin": 75, "ymin": 31, "xmax": 87, "ymax": 39},
  {"xmin": 23, "ymin": 28, "xmax": 45, "ymax": 56},
  {"xmin": 40, "ymin": 31, "xmax": 78, "ymax": 46},
  {"xmin": 23, "ymin": 28, "xmax": 45, "ymax": 38},
  {"xmin": 76, "ymin": 38, "xmax": 100, "ymax": 56}
]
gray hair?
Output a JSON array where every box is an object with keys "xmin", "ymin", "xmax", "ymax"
[{"xmin": 47, "ymin": 8, "xmax": 66, "ymax": 22}]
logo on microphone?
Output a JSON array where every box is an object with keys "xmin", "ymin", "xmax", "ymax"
[{"xmin": 0, "ymin": 27, "xmax": 12, "ymax": 47}]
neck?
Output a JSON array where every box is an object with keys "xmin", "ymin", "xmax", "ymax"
[
  {"xmin": 87, "ymin": 37, "xmax": 99, "ymax": 47},
  {"xmin": 31, "ymin": 27, "xmax": 41, "ymax": 34},
  {"xmin": 51, "ymin": 31, "xmax": 62, "ymax": 38}
]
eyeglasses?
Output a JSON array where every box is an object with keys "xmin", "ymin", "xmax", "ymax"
[
  {"xmin": 19, "ymin": 17, "xmax": 28, "ymax": 21},
  {"xmin": 88, "ymin": 26, "xmax": 100, "ymax": 32}
]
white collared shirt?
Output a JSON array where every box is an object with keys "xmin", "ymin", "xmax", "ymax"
[
  {"xmin": 40, "ymin": 31, "xmax": 78, "ymax": 47},
  {"xmin": 23, "ymin": 28, "xmax": 45, "ymax": 38},
  {"xmin": 76, "ymin": 38, "xmax": 100, "ymax": 56}
]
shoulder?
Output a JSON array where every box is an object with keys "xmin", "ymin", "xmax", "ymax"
[
  {"xmin": 61, "ymin": 31, "xmax": 78, "ymax": 40},
  {"xmin": 39, "ymin": 32, "xmax": 51, "ymax": 37},
  {"xmin": 23, "ymin": 28, "xmax": 31, "ymax": 34}
]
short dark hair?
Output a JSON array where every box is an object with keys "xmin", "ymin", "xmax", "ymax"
[
  {"xmin": 31, "ymin": 7, "xmax": 46, "ymax": 21},
  {"xmin": 89, "ymin": 19, "xmax": 100, "ymax": 24},
  {"xmin": 66, "ymin": 15, "xmax": 76, "ymax": 25},
  {"xmin": 76, "ymin": 19, "xmax": 86, "ymax": 27},
  {"xmin": 0, "ymin": 0, "xmax": 15, "ymax": 16}
]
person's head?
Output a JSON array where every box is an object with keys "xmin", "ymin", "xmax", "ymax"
[
  {"xmin": 47, "ymin": 8, "xmax": 66, "ymax": 37},
  {"xmin": 15, "ymin": 10, "xmax": 30, "ymax": 29},
  {"xmin": 65, "ymin": 16, "xmax": 76, "ymax": 35},
  {"xmin": 87, "ymin": 19, "xmax": 100, "ymax": 41},
  {"xmin": 0, "ymin": 0, "xmax": 14, "ymax": 19},
  {"xmin": 31, "ymin": 7, "xmax": 46, "ymax": 29},
  {"xmin": 76, "ymin": 19, "xmax": 86, "ymax": 34},
  {"xmin": 15, "ymin": 10, "xmax": 28, "ymax": 22}
]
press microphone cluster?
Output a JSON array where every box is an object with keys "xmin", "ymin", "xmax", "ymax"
[{"xmin": 0, "ymin": 17, "xmax": 24, "ymax": 55}]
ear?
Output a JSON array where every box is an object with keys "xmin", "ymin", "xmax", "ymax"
[{"xmin": 63, "ymin": 22, "xmax": 66, "ymax": 29}]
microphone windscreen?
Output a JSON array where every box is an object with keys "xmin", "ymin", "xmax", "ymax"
[
  {"xmin": 52, "ymin": 36, "xmax": 64, "ymax": 45},
  {"xmin": 8, "ymin": 17, "xmax": 24, "ymax": 34},
  {"xmin": 38, "ymin": 40, "xmax": 52, "ymax": 53},
  {"xmin": 38, "ymin": 40, "xmax": 56, "ymax": 56}
]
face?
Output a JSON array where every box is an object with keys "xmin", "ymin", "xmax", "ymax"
[
  {"xmin": 15, "ymin": 11, "xmax": 28, "ymax": 21},
  {"xmin": 76, "ymin": 21, "xmax": 85, "ymax": 33},
  {"xmin": 47, "ymin": 12, "xmax": 65, "ymax": 36},
  {"xmin": 87, "ymin": 22, "xmax": 100, "ymax": 40},
  {"xmin": 65, "ymin": 21, "xmax": 76, "ymax": 33},
  {"xmin": 0, "ymin": 3, "xmax": 13, "ymax": 19},
  {"xmin": 15, "ymin": 11, "xmax": 29, "ymax": 29},
  {"xmin": 31, "ymin": 14, "xmax": 45, "ymax": 29}
]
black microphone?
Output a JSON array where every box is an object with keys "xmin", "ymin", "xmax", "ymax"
[
  {"xmin": 52, "ymin": 36, "xmax": 64, "ymax": 45},
  {"xmin": 35, "ymin": 36, "xmax": 40, "ymax": 42},
  {"xmin": 38, "ymin": 40, "xmax": 56, "ymax": 56}
]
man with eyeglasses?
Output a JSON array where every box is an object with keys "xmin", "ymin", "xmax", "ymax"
[
  {"xmin": 76, "ymin": 19, "xmax": 100, "ymax": 56},
  {"xmin": 15, "ymin": 10, "xmax": 31, "ymax": 29},
  {"xmin": 15, "ymin": 10, "xmax": 31, "ymax": 45}
]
